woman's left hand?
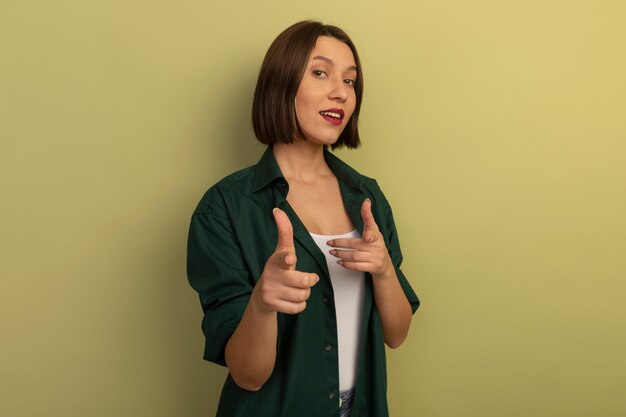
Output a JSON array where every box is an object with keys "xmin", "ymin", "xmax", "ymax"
[{"xmin": 327, "ymin": 199, "xmax": 394, "ymax": 280}]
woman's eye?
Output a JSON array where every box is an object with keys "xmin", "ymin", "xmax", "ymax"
[
  {"xmin": 344, "ymin": 79, "xmax": 356, "ymax": 86},
  {"xmin": 312, "ymin": 70, "xmax": 326, "ymax": 77}
]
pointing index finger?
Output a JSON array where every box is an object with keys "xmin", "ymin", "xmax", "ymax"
[{"xmin": 326, "ymin": 238, "xmax": 363, "ymax": 249}]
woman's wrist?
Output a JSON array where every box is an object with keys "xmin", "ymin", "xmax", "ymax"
[
  {"xmin": 372, "ymin": 256, "xmax": 395, "ymax": 281},
  {"xmin": 249, "ymin": 286, "xmax": 279, "ymax": 318}
]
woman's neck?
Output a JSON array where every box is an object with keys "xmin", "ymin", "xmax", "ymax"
[{"xmin": 273, "ymin": 141, "xmax": 332, "ymax": 183}]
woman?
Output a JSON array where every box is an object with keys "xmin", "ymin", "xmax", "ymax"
[{"xmin": 187, "ymin": 21, "xmax": 419, "ymax": 417}]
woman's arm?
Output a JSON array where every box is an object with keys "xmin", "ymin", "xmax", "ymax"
[
  {"xmin": 370, "ymin": 267, "xmax": 413, "ymax": 348},
  {"xmin": 328, "ymin": 198, "xmax": 413, "ymax": 348},
  {"xmin": 225, "ymin": 208, "xmax": 319, "ymax": 390},
  {"xmin": 224, "ymin": 294, "xmax": 278, "ymax": 391}
]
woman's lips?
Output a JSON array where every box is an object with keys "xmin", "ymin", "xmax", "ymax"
[
  {"xmin": 319, "ymin": 108, "xmax": 345, "ymax": 126},
  {"xmin": 320, "ymin": 114, "xmax": 343, "ymax": 126}
]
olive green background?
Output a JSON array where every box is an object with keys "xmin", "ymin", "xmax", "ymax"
[{"xmin": 1, "ymin": 1, "xmax": 625, "ymax": 416}]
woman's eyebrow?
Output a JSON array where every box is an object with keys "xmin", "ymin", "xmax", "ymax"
[{"xmin": 312, "ymin": 55, "xmax": 357, "ymax": 72}]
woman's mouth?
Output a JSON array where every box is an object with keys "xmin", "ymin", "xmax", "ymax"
[{"xmin": 319, "ymin": 108, "xmax": 345, "ymax": 126}]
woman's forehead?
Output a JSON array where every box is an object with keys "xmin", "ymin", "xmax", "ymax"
[{"xmin": 309, "ymin": 36, "xmax": 356, "ymax": 70}]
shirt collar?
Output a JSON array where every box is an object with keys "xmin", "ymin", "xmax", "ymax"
[
  {"xmin": 251, "ymin": 146, "xmax": 365, "ymax": 193},
  {"xmin": 251, "ymin": 146, "xmax": 283, "ymax": 192}
]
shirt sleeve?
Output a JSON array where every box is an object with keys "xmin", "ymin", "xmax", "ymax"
[
  {"xmin": 186, "ymin": 191, "xmax": 253, "ymax": 366},
  {"xmin": 373, "ymin": 182, "xmax": 421, "ymax": 314}
]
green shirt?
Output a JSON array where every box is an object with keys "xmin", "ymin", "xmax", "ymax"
[{"xmin": 187, "ymin": 146, "xmax": 420, "ymax": 417}]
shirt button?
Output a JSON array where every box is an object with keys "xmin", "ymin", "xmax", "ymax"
[
  {"xmin": 323, "ymin": 296, "xmax": 328, "ymax": 303},
  {"xmin": 324, "ymin": 344, "xmax": 332, "ymax": 351},
  {"xmin": 328, "ymin": 392, "xmax": 334, "ymax": 399}
]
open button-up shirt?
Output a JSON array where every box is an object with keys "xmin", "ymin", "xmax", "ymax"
[{"xmin": 187, "ymin": 146, "xmax": 420, "ymax": 417}]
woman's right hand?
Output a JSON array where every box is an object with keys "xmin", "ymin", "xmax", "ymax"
[{"xmin": 251, "ymin": 208, "xmax": 319, "ymax": 315}]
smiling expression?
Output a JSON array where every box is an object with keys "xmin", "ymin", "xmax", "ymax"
[{"xmin": 294, "ymin": 36, "xmax": 358, "ymax": 146}]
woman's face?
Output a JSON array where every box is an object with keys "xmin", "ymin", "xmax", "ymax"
[{"xmin": 294, "ymin": 36, "xmax": 357, "ymax": 146}]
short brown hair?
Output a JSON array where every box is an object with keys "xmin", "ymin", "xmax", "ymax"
[{"xmin": 252, "ymin": 21, "xmax": 363, "ymax": 150}]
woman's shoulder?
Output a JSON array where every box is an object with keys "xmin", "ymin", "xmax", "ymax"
[
  {"xmin": 326, "ymin": 151, "xmax": 389, "ymax": 204},
  {"xmin": 193, "ymin": 164, "xmax": 258, "ymax": 214},
  {"xmin": 325, "ymin": 150, "xmax": 380, "ymax": 187}
]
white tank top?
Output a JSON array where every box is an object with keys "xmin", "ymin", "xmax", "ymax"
[{"xmin": 309, "ymin": 230, "xmax": 365, "ymax": 391}]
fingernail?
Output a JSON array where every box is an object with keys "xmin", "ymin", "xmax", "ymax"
[
  {"xmin": 329, "ymin": 249, "xmax": 337, "ymax": 256},
  {"xmin": 326, "ymin": 240, "xmax": 334, "ymax": 246},
  {"xmin": 272, "ymin": 207, "xmax": 278, "ymax": 214},
  {"xmin": 365, "ymin": 198, "xmax": 371, "ymax": 204}
]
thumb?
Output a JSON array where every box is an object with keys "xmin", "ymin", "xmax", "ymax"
[
  {"xmin": 272, "ymin": 208, "xmax": 296, "ymax": 269},
  {"xmin": 273, "ymin": 208, "xmax": 294, "ymax": 251},
  {"xmin": 361, "ymin": 199, "xmax": 379, "ymax": 243}
]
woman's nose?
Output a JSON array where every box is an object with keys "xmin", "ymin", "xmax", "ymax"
[{"xmin": 328, "ymin": 77, "xmax": 348, "ymax": 102}]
